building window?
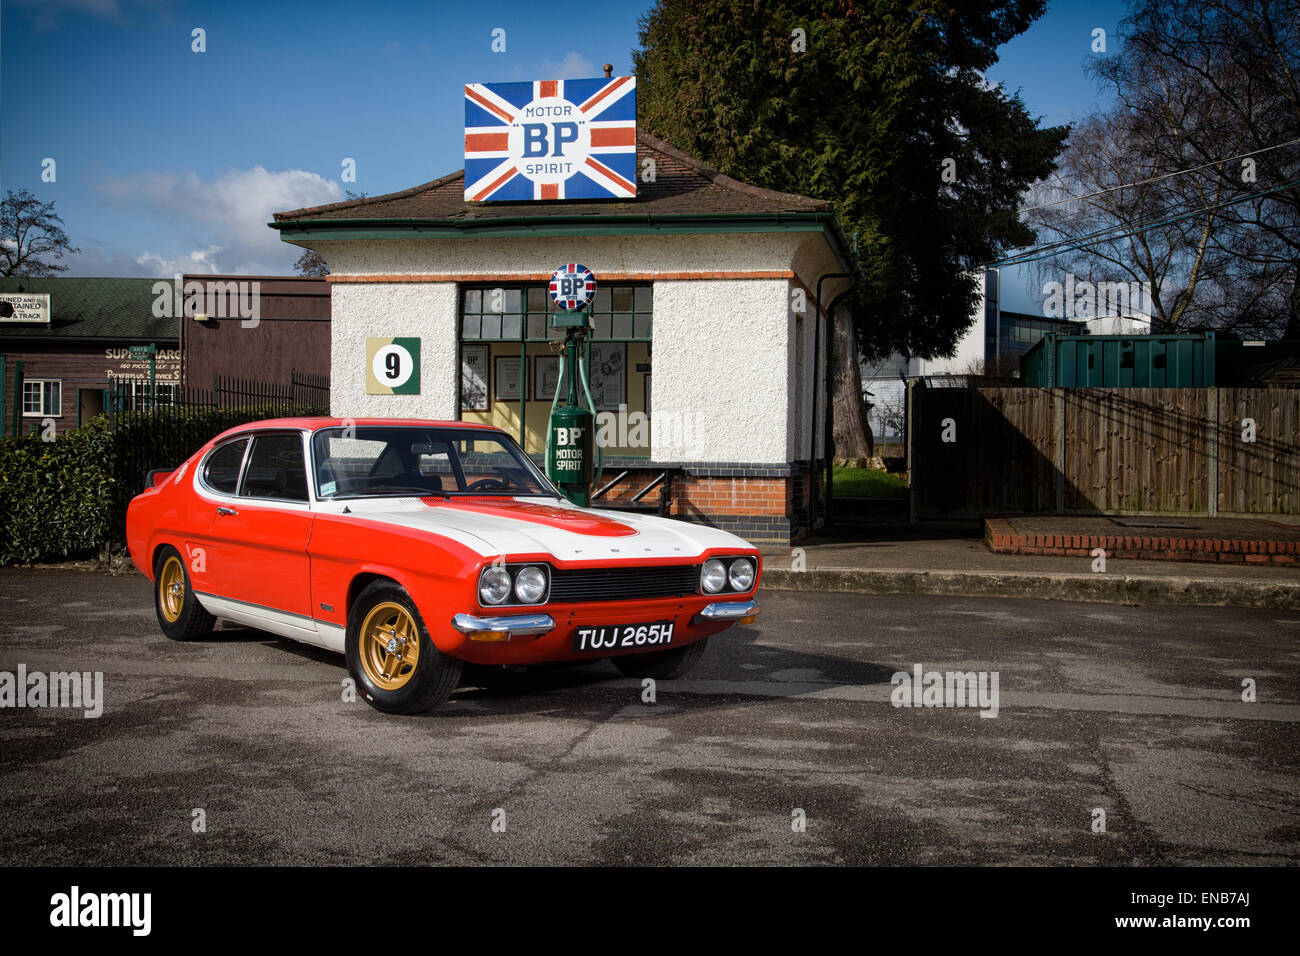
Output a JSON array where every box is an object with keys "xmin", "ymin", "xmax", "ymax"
[
  {"xmin": 458, "ymin": 283, "xmax": 653, "ymax": 458},
  {"xmin": 22, "ymin": 380, "xmax": 61, "ymax": 417},
  {"xmin": 118, "ymin": 381, "xmax": 179, "ymax": 411}
]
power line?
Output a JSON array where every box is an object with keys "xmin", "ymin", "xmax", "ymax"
[
  {"xmin": 992, "ymin": 176, "xmax": 1300, "ymax": 267},
  {"xmin": 1019, "ymin": 137, "xmax": 1300, "ymax": 213}
]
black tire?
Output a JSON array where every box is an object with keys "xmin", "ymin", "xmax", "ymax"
[
  {"xmin": 153, "ymin": 545, "xmax": 216, "ymax": 641},
  {"xmin": 611, "ymin": 637, "xmax": 709, "ymax": 680},
  {"xmin": 345, "ymin": 580, "xmax": 461, "ymax": 714}
]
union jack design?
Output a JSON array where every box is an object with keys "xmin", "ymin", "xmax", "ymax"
[
  {"xmin": 549, "ymin": 263, "xmax": 596, "ymax": 311},
  {"xmin": 464, "ymin": 76, "xmax": 637, "ymax": 203}
]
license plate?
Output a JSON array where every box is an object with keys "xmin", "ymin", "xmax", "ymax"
[{"xmin": 573, "ymin": 621, "xmax": 675, "ymax": 653}]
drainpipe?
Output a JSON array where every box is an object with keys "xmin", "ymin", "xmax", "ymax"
[{"xmin": 811, "ymin": 272, "xmax": 851, "ymax": 528}]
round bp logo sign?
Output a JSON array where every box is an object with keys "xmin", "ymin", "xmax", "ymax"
[{"xmin": 549, "ymin": 264, "xmax": 596, "ymax": 311}]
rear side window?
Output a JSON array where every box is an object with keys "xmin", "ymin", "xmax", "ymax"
[
  {"xmin": 240, "ymin": 433, "xmax": 309, "ymax": 502},
  {"xmin": 203, "ymin": 439, "xmax": 248, "ymax": 495}
]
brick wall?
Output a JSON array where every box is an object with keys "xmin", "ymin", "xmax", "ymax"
[{"xmin": 592, "ymin": 459, "xmax": 825, "ymax": 548}]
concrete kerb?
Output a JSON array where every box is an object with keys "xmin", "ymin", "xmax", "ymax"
[{"xmin": 761, "ymin": 566, "xmax": 1300, "ymax": 610}]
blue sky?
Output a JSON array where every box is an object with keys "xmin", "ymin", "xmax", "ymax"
[{"xmin": 2, "ymin": 0, "xmax": 1130, "ymax": 314}]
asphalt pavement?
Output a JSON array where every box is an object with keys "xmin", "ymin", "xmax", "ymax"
[{"xmin": 1, "ymin": 568, "xmax": 1297, "ymax": 865}]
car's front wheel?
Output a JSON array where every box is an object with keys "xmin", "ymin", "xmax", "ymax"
[
  {"xmin": 345, "ymin": 581, "xmax": 461, "ymax": 714},
  {"xmin": 611, "ymin": 637, "xmax": 709, "ymax": 680},
  {"xmin": 153, "ymin": 545, "xmax": 216, "ymax": 641}
]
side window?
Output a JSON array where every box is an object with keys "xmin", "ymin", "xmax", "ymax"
[
  {"xmin": 240, "ymin": 434, "xmax": 309, "ymax": 502},
  {"xmin": 203, "ymin": 439, "xmax": 248, "ymax": 495}
]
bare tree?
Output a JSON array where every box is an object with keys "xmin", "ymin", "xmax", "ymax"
[
  {"xmin": 1031, "ymin": 0, "xmax": 1300, "ymax": 336},
  {"xmin": 1, "ymin": 189, "xmax": 79, "ymax": 277},
  {"xmin": 1097, "ymin": 0, "xmax": 1300, "ymax": 336},
  {"xmin": 1026, "ymin": 108, "xmax": 1226, "ymax": 332},
  {"xmin": 294, "ymin": 249, "xmax": 328, "ymax": 277}
]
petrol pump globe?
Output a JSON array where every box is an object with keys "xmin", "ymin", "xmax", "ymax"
[{"xmin": 548, "ymin": 263, "xmax": 596, "ymax": 312}]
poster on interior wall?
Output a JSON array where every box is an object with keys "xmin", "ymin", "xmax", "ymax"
[
  {"xmin": 589, "ymin": 342, "xmax": 625, "ymax": 411},
  {"xmin": 461, "ymin": 345, "xmax": 488, "ymax": 410},
  {"xmin": 495, "ymin": 355, "xmax": 522, "ymax": 401},
  {"xmin": 534, "ymin": 355, "xmax": 560, "ymax": 401}
]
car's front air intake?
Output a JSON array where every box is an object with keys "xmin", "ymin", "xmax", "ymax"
[{"xmin": 547, "ymin": 564, "xmax": 701, "ymax": 603}]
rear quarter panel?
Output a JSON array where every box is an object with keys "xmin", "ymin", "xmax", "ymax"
[{"xmin": 126, "ymin": 451, "xmax": 217, "ymax": 586}]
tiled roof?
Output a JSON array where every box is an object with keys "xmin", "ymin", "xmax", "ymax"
[
  {"xmin": 274, "ymin": 131, "xmax": 830, "ymax": 223},
  {"xmin": 0, "ymin": 277, "xmax": 176, "ymax": 341}
]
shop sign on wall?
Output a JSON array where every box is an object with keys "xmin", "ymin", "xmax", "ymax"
[
  {"xmin": 464, "ymin": 76, "xmax": 637, "ymax": 202},
  {"xmin": 104, "ymin": 347, "xmax": 181, "ymax": 382},
  {"xmin": 366, "ymin": 337, "xmax": 421, "ymax": 395},
  {"xmin": 0, "ymin": 293, "xmax": 50, "ymax": 324}
]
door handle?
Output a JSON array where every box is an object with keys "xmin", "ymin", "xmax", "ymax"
[{"xmin": 216, "ymin": 506, "xmax": 238, "ymax": 516}]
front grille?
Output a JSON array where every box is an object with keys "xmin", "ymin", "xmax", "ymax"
[{"xmin": 547, "ymin": 564, "xmax": 700, "ymax": 603}]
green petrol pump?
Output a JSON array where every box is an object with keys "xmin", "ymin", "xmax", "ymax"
[{"xmin": 545, "ymin": 264, "xmax": 600, "ymax": 505}]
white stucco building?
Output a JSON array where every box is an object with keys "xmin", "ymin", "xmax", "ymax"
[{"xmin": 273, "ymin": 132, "xmax": 858, "ymax": 545}]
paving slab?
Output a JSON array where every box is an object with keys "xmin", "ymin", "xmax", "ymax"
[{"xmin": 761, "ymin": 525, "xmax": 1300, "ymax": 610}]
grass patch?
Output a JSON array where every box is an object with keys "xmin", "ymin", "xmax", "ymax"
[{"xmin": 832, "ymin": 466, "xmax": 908, "ymax": 499}]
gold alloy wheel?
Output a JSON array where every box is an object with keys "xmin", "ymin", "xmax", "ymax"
[
  {"xmin": 359, "ymin": 601, "xmax": 421, "ymax": 691},
  {"xmin": 159, "ymin": 555, "xmax": 186, "ymax": 623}
]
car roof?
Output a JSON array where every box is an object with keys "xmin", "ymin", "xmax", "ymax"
[
  {"xmin": 211, "ymin": 418, "xmax": 505, "ymax": 443},
  {"xmin": 222, "ymin": 417, "xmax": 502, "ymax": 433}
]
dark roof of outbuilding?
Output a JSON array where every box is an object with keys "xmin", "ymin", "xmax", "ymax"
[
  {"xmin": 273, "ymin": 130, "xmax": 831, "ymax": 223},
  {"xmin": 0, "ymin": 277, "xmax": 176, "ymax": 341}
]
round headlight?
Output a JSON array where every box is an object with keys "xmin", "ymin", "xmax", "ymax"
[
  {"xmin": 728, "ymin": 558, "xmax": 755, "ymax": 592},
  {"xmin": 479, "ymin": 566, "xmax": 511, "ymax": 605},
  {"xmin": 514, "ymin": 566, "xmax": 547, "ymax": 604},
  {"xmin": 701, "ymin": 558, "xmax": 727, "ymax": 593}
]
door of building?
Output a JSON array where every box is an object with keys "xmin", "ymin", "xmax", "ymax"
[{"xmin": 78, "ymin": 388, "xmax": 104, "ymax": 426}]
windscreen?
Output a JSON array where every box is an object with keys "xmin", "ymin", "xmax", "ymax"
[{"xmin": 311, "ymin": 426, "xmax": 558, "ymax": 499}]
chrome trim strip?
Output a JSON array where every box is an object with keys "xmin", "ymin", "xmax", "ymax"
[
  {"xmin": 695, "ymin": 600, "xmax": 759, "ymax": 621},
  {"xmin": 194, "ymin": 590, "xmax": 315, "ymax": 622},
  {"xmin": 451, "ymin": 612, "xmax": 556, "ymax": 636}
]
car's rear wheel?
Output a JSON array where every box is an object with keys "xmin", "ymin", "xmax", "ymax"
[
  {"xmin": 346, "ymin": 581, "xmax": 461, "ymax": 714},
  {"xmin": 153, "ymin": 545, "xmax": 216, "ymax": 641},
  {"xmin": 611, "ymin": 637, "xmax": 709, "ymax": 680}
]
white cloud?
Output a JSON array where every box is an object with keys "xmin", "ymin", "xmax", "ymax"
[
  {"xmin": 135, "ymin": 245, "xmax": 226, "ymax": 277},
  {"xmin": 537, "ymin": 52, "xmax": 598, "ymax": 80},
  {"xmin": 7, "ymin": 0, "xmax": 147, "ymax": 30},
  {"xmin": 95, "ymin": 166, "xmax": 343, "ymax": 275}
]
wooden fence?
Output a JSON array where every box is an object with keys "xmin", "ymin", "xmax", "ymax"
[{"xmin": 908, "ymin": 384, "xmax": 1300, "ymax": 517}]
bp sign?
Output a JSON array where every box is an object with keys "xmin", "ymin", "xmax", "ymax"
[
  {"xmin": 464, "ymin": 76, "xmax": 637, "ymax": 202},
  {"xmin": 549, "ymin": 264, "xmax": 596, "ymax": 311}
]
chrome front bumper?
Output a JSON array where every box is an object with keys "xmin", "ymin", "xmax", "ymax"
[
  {"xmin": 452, "ymin": 613, "xmax": 556, "ymax": 636},
  {"xmin": 693, "ymin": 600, "xmax": 759, "ymax": 623},
  {"xmin": 453, "ymin": 600, "xmax": 757, "ymax": 641}
]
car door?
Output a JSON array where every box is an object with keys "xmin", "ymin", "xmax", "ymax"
[{"xmin": 202, "ymin": 430, "xmax": 315, "ymax": 620}]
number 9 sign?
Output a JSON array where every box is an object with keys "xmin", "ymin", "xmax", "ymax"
[{"xmin": 365, "ymin": 337, "xmax": 421, "ymax": 395}]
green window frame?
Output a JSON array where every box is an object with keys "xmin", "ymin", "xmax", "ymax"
[{"xmin": 457, "ymin": 282, "xmax": 653, "ymax": 455}]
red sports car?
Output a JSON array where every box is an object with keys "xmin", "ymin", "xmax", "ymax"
[{"xmin": 126, "ymin": 418, "xmax": 761, "ymax": 713}]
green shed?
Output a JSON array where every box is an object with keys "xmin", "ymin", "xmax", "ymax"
[{"xmin": 1020, "ymin": 332, "xmax": 1217, "ymax": 387}]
